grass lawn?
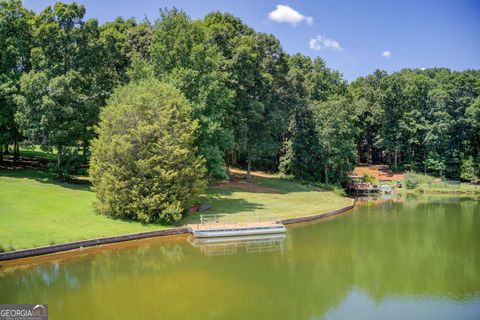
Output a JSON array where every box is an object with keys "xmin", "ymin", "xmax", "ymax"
[
  {"xmin": 355, "ymin": 166, "xmax": 480, "ymax": 194},
  {"xmin": 0, "ymin": 169, "xmax": 170, "ymax": 251},
  {"xmin": 0, "ymin": 168, "xmax": 352, "ymax": 251},
  {"xmin": 182, "ymin": 172, "xmax": 353, "ymax": 224},
  {"xmin": 416, "ymin": 182, "xmax": 480, "ymax": 193}
]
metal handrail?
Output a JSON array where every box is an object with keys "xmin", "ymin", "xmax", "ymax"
[
  {"xmin": 199, "ymin": 213, "xmax": 284, "ymax": 224},
  {"xmin": 195, "ymin": 214, "xmax": 285, "ymax": 231}
]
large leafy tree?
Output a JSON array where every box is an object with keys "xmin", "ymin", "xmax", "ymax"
[
  {"xmin": 279, "ymin": 55, "xmax": 322, "ymax": 180},
  {"xmin": 16, "ymin": 3, "xmax": 90, "ymax": 174},
  {"xmin": 464, "ymin": 97, "xmax": 480, "ymax": 181},
  {"xmin": 313, "ymin": 97, "xmax": 357, "ymax": 184},
  {"xmin": 90, "ymin": 79, "xmax": 205, "ymax": 223},
  {"xmin": 148, "ymin": 9, "xmax": 234, "ymax": 178},
  {"xmin": 198, "ymin": 12, "xmax": 292, "ymax": 179},
  {"xmin": 397, "ymin": 71, "xmax": 431, "ymax": 171},
  {"xmin": 280, "ymin": 54, "xmax": 349, "ymax": 181},
  {"xmin": 16, "ymin": 3, "xmax": 137, "ymax": 175},
  {"xmin": 16, "ymin": 70, "xmax": 89, "ymax": 174},
  {"xmin": 425, "ymin": 71, "xmax": 478, "ymax": 178},
  {"xmin": 0, "ymin": 0, "xmax": 33, "ymax": 161},
  {"xmin": 246, "ymin": 33, "xmax": 290, "ymax": 172}
]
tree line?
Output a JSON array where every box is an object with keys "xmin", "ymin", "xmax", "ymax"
[
  {"xmin": 1, "ymin": 1, "xmax": 479, "ymax": 184},
  {"xmin": 351, "ymin": 69, "xmax": 480, "ymax": 180}
]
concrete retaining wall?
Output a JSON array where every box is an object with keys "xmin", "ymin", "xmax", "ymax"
[
  {"xmin": 0, "ymin": 227, "xmax": 189, "ymax": 261},
  {"xmin": 0, "ymin": 201, "xmax": 355, "ymax": 261},
  {"xmin": 281, "ymin": 203, "xmax": 355, "ymax": 225}
]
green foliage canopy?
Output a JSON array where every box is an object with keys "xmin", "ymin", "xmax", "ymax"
[{"xmin": 90, "ymin": 79, "xmax": 206, "ymax": 223}]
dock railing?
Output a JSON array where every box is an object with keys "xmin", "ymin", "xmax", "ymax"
[{"xmin": 192, "ymin": 213, "xmax": 284, "ymax": 231}]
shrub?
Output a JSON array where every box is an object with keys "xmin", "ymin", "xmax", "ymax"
[
  {"xmin": 460, "ymin": 156, "xmax": 477, "ymax": 182},
  {"xmin": 404, "ymin": 171, "xmax": 419, "ymax": 189},
  {"xmin": 48, "ymin": 148, "xmax": 84, "ymax": 179},
  {"xmin": 363, "ymin": 173, "xmax": 376, "ymax": 184},
  {"xmin": 333, "ymin": 186, "xmax": 347, "ymax": 197},
  {"xmin": 90, "ymin": 79, "xmax": 206, "ymax": 223},
  {"xmin": 316, "ymin": 183, "xmax": 347, "ymax": 196}
]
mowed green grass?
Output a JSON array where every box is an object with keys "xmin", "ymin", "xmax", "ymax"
[
  {"xmin": 182, "ymin": 175, "xmax": 353, "ymax": 224},
  {"xmin": 0, "ymin": 168, "xmax": 352, "ymax": 251},
  {"xmin": 0, "ymin": 170, "xmax": 169, "ymax": 251}
]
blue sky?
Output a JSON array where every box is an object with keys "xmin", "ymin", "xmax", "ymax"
[{"xmin": 23, "ymin": 0, "xmax": 480, "ymax": 81}]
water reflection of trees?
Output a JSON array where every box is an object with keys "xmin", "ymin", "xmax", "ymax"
[
  {"xmin": 0, "ymin": 241, "xmax": 188, "ymax": 314},
  {"xmin": 0, "ymin": 197, "xmax": 478, "ymax": 319},
  {"xmin": 270, "ymin": 196, "xmax": 480, "ymax": 318}
]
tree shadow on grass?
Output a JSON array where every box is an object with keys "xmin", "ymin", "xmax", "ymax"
[
  {"xmin": 180, "ymin": 191, "xmax": 265, "ymax": 225},
  {"xmin": 212, "ymin": 173, "xmax": 330, "ymax": 195},
  {"xmin": 0, "ymin": 168, "xmax": 92, "ymax": 192}
]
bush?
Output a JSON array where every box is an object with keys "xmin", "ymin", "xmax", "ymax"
[
  {"xmin": 363, "ymin": 173, "xmax": 376, "ymax": 184},
  {"xmin": 460, "ymin": 156, "xmax": 477, "ymax": 182},
  {"xmin": 404, "ymin": 171, "xmax": 419, "ymax": 189},
  {"xmin": 316, "ymin": 183, "xmax": 347, "ymax": 196},
  {"xmin": 90, "ymin": 79, "xmax": 206, "ymax": 223},
  {"xmin": 48, "ymin": 148, "xmax": 85, "ymax": 179},
  {"xmin": 333, "ymin": 186, "xmax": 347, "ymax": 197}
]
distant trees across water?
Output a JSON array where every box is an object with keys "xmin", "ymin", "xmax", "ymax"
[
  {"xmin": 1, "ymin": 1, "xmax": 479, "ymax": 184},
  {"xmin": 351, "ymin": 69, "xmax": 480, "ymax": 181}
]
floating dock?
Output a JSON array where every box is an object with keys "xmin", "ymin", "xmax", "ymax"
[
  {"xmin": 187, "ymin": 214, "xmax": 286, "ymax": 238},
  {"xmin": 188, "ymin": 233, "xmax": 286, "ymax": 256}
]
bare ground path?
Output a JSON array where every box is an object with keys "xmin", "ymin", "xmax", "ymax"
[{"xmin": 354, "ymin": 164, "xmax": 404, "ymax": 181}]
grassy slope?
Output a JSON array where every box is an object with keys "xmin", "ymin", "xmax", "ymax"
[
  {"xmin": 183, "ymin": 175, "xmax": 352, "ymax": 224},
  {"xmin": 0, "ymin": 170, "xmax": 168, "ymax": 251},
  {"xmin": 0, "ymin": 168, "xmax": 352, "ymax": 251}
]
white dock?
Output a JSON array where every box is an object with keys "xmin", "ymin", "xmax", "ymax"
[{"xmin": 187, "ymin": 214, "xmax": 286, "ymax": 238}]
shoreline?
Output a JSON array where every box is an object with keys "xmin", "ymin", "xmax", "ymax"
[
  {"xmin": 401, "ymin": 189, "xmax": 480, "ymax": 195},
  {"xmin": 0, "ymin": 199, "xmax": 355, "ymax": 262}
]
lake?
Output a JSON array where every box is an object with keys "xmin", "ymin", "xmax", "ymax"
[{"xmin": 1, "ymin": 195, "xmax": 479, "ymax": 319}]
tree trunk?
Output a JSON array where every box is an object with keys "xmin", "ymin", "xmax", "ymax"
[
  {"xmin": 394, "ymin": 149, "xmax": 398, "ymax": 169},
  {"xmin": 15, "ymin": 142, "xmax": 19, "ymax": 161},
  {"xmin": 57, "ymin": 146, "xmax": 62, "ymax": 169},
  {"xmin": 246, "ymin": 157, "xmax": 251, "ymax": 181},
  {"xmin": 4, "ymin": 144, "xmax": 9, "ymax": 155},
  {"xmin": 83, "ymin": 139, "xmax": 89, "ymax": 162},
  {"xmin": 232, "ymin": 150, "xmax": 237, "ymax": 167},
  {"xmin": 324, "ymin": 162, "xmax": 329, "ymax": 184},
  {"xmin": 0, "ymin": 145, "xmax": 3, "ymax": 162},
  {"xmin": 13, "ymin": 140, "xmax": 19, "ymax": 162},
  {"xmin": 224, "ymin": 150, "xmax": 231, "ymax": 181}
]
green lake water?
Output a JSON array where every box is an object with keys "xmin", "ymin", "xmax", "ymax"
[{"xmin": 1, "ymin": 195, "xmax": 479, "ymax": 319}]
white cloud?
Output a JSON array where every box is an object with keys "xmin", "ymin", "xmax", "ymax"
[
  {"xmin": 382, "ymin": 50, "xmax": 392, "ymax": 58},
  {"xmin": 309, "ymin": 35, "xmax": 342, "ymax": 51},
  {"xmin": 268, "ymin": 5, "xmax": 313, "ymax": 26}
]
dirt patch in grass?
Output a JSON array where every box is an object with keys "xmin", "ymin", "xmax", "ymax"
[
  {"xmin": 229, "ymin": 168, "xmax": 273, "ymax": 178},
  {"xmin": 0, "ymin": 156, "xmax": 48, "ymax": 169},
  {"xmin": 212, "ymin": 169, "xmax": 284, "ymax": 194},
  {"xmin": 354, "ymin": 164, "xmax": 405, "ymax": 181}
]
